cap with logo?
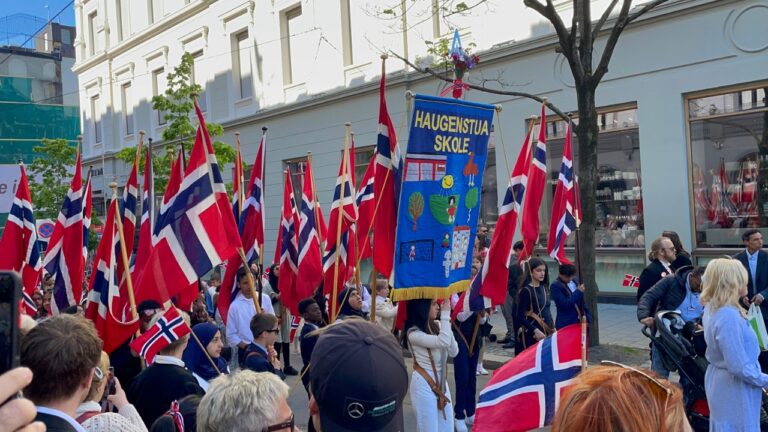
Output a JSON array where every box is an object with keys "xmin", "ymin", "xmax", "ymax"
[{"xmin": 310, "ymin": 319, "xmax": 408, "ymax": 432}]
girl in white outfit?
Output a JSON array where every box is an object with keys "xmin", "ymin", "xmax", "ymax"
[{"xmin": 403, "ymin": 299, "xmax": 459, "ymax": 432}]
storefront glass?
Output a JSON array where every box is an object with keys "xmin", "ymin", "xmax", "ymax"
[{"xmin": 688, "ymin": 84, "xmax": 768, "ymax": 248}]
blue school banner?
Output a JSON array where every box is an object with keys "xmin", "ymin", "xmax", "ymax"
[{"xmin": 392, "ymin": 94, "xmax": 495, "ymax": 301}]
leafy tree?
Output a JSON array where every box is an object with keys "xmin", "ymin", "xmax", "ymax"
[
  {"xmin": 116, "ymin": 52, "xmax": 236, "ymax": 195},
  {"xmin": 27, "ymin": 138, "xmax": 77, "ymax": 220}
]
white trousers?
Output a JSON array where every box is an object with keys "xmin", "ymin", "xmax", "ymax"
[{"xmin": 410, "ymin": 371, "xmax": 454, "ymax": 432}]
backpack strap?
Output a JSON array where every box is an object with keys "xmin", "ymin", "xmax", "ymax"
[{"xmin": 76, "ymin": 411, "xmax": 101, "ymax": 424}]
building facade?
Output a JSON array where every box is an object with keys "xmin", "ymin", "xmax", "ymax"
[{"xmin": 74, "ymin": 0, "xmax": 768, "ymax": 300}]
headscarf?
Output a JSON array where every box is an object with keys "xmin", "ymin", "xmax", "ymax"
[
  {"xmin": 181, "ymin": 323, "xmax": 228, "ymax": 382},
  {"xmin": 337, "ymin": 288, "xmax": 366, "ymax": 319},
  {"xmin": 268, "ymin": 264, "xmax": 280, "ymax": 294}
]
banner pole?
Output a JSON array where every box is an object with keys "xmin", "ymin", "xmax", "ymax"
[
  {"xmin": 331, "ymin": 123, "xmax": 352, "ymax": 322},
  {"xmin": 109, "ymin": 182, "xmax": 141, "ymax": 342},
  {"xmin": 238, "ymin": 247, "xmax": 262, "ymax": 314},
  {"xmin": 257, "ymin": 127, "xmax": 267, "ymax": 307}
]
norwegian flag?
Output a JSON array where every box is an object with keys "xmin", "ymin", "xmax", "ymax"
[
  {"xmin": 373, "ymin": 65, "xmax": 402, "ymax": 279},
  {"xmin": 22, "ymin": 292, "xmax": 37, "ymax": 315},
  {"xmin": 546, "ymin": 122, "xmax": 577, "ymax": 265},
  {"xmin": 519, "ymin": 104, "xmax": 548, "ymax": 261},
  {"xmin": 344, "ymin": 138, "xmax": 359, "ymax": 280},
  {"xmin": 85, "ymin": 196, "xmax": 139, "ymax": 353},
  {"xmin": 43, "ymin": 153, "xmax": 90, "ymax": 314},
  {"xmin": 219, "ymin": 130, "xmax": 267, "ymax": 324},
  {"xmin": 133, "ymin": 148, "xmax": 154, "ymax": 277},
  {"xmin": 129, "ymin": 307, "xmax": 190, "ymax": 364},
  {"xmin": 288, "ymin": 314, "xmax": 301, "ymax": 343},
  {"xmin": 232, "ymin": 138, "xmax": 245, "ymax": 221},
  {"xmin": 709, "ymin": 158, "xmax": 737, "ymax": 228},
  {"xmin": 622, "ymin": 274, "xmax": 640, "ymax": 289},
  {"xmin": 278, "ymin": 170, "xmax": 300, "ymax": 314},
  {"xmin": 323, "ymin": 136, "xmax": 358, "ymax": 309},
  {"xmin": 117, "ymin": 150, "xmax": 140, "ymax": 285},
  {"xmin": 134, "ymin": 101, "xmax": 242, "ymax": 306},
  {"xmin": 474, "ymin": 324, "xmax": 583, "ymax": 431},
  {"xmin": 355, "ymin": 153, "xmax": 376, "ymax": 261},
  {"xmin": 296, "ymin": 158, "xmax": 323, "ymax": 311},
  {"xmin": 0, "ymin": 163, "xmax": 42, "ymax": 314}
]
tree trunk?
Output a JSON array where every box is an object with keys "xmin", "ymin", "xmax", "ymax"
[{"xmin": 575, "ymin": 85, "xmax": 600, "ymax": 347}]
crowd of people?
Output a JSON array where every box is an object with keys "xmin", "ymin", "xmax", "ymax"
[{"xmin": 6, "ymin": 226, "xmax": 768, "ymax": 431}]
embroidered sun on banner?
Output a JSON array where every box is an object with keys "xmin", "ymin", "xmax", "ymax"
[{"xmin": 392, "ymin": 94, "xmax": 495, "ymax": 301}]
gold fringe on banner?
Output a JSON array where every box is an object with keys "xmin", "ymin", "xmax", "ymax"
[{"xmin": 390, "ymin": 280, "xmax": 470, "ymax": 302}]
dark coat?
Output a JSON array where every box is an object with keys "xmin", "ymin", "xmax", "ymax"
[
  {"xmin": 127, "ymin": 362, "xmax": 204, "ymax": 427},
  {"xmin": 734, "ymin": 249, "xmax": 768, "ymax": 317},
  {"xmin": 243, "ymin": 343, "xmax": 285, "ymax": 379},
  {"xmin": 637, "ymin": 267, "xmax": 692, "ymax": 321},
  {"xmin": 637, "ymin": 260, "xmax": 674, "ymax": 301},
  {"xmin": 551, "ymin": 278, "xmax": 591, "ymax": 329},
  {"xmin": 671, "ymin": 253, "xmax": 693, "ymax": 271},
  {"xmin": 35, "ymin": 412, "xmax": 78, "ymax": 432}
]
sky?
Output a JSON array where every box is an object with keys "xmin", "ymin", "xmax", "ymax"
[{"xmin": 1, "ymin": 0, "xmax": 76, "ymax": 25}]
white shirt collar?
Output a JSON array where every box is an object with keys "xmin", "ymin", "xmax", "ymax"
[
  {"xmin": 154, "ymin": 355, "xmax": 185, "ymax": 367},
  {"xmin": 36, "ymin": 406, "xmax": 87, "ymax": 432}
]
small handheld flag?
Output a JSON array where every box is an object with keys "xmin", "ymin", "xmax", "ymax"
[
  {"xmin": 623, "ymin": 274, "xmax": 640, "ymax": 289},
  {"xmin": 129, "ymin": 307, "xmax": 190, "ymax": 364}
]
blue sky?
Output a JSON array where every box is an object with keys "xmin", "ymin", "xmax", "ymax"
[{"xmin": 2, "ymin": 0, "xmax": 75, "ymax": 26}]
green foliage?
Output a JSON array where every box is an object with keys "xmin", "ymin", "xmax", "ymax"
[
  {"xmin": 27, "ymin": 138, "xmax": 77, "ymax": 220},
  {"xmin": 117, "ymin": 52, "xmax": 235, "ymax": 196}
]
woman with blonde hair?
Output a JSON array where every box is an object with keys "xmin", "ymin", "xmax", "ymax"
[
  {"xmin": 552, "ymin": 363, "xmax": 690, "ymax": 432},
  {"xmin": 701, "ymin": 258, "xmax": 768, "ymax": 430},
  {"xmin": 75, "ymin": 351, "xmax": 148, "ymax": 432}
]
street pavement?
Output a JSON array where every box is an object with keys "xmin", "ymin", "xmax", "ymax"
[{"xmin": 283, "ymin": 302, "xmax": 646, "ymax": 430}]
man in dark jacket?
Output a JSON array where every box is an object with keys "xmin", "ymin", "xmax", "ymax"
[
  {"xmin": 551, "ymin": 263, "xmax": 591, "ymax": 329},
  {"xmin": 733, "ymin": 229, "xmax": 768, "ymax": 372},
  {"xmin": 498, "ymin": 241, "xmax": 524, "ymax": 349},
  {"xmin": 637, "ymin": 265, "xmax": 704, "ymax": 378},
  {"xmin": 637, "ymin": 236, "xmax": 677, "ymax": 301}
]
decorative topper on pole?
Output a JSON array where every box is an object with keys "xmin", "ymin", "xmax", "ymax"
[{"xmin": 439, "ymin": 29, "xmax": 480, "ymax": 99}]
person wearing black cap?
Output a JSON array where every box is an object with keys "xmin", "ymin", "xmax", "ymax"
[
  {"xmin": 110, "ymin": 300, "xmax": 163, "ymax": 390},
  {"xmin": 309, "ymin": 319, "xmax": 408, "ymax": 431},
  {"xmin": 403, "ymin": 299, "xmax": 458, "ymax": 432}
]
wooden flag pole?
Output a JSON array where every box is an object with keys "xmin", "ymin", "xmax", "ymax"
[
  {"xmin": 238, "ymin": 247, "xmax": 262, "ymax": 314},
  {"xmin": 257, "ymin": 126, "xmax": 268, "ymax": 307},
  {"xmin": 581, "ymin": 315, "xmax": 588, "ymax": 370},
  {"xmin": 235, "ymin": 132, "xmax": 245, "ymax": 217},
  {"xmin": 108, "ymin": 182, "xmax": 141, "ymax": 340},
  {"xmin": 331, "ymin": 123, "xmax": 352, "ymax": 323}
]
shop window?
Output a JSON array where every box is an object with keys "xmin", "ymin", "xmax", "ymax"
[
  {"xmin": 534, "ymin": 106, "xmax": 643, "ymax": 249},
  {"xmin": 688, "ymin": 84, "xmax": 768, "ymax": 248}
]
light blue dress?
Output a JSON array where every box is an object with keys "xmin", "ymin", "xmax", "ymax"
[{"xmin": 704, "ymin": 304, "xmax": 768, "ymax": 431}]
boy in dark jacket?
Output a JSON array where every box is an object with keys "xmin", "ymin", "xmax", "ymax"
[{"xmin": 551, "ymin": 263, "xmax": 591, "ymax": 330}]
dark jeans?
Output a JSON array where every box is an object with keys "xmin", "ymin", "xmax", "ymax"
[{"xmin": 453, "ymin": 338, "xmax": 480, "ymax": 420}]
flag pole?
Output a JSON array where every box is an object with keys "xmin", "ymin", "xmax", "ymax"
[
  {"xmin": 307, "ymin": 152, "xmax": 323, "ymax": 248},
  {"xmin": 108, "ymin": 182, "xmax": 141, "ymax": 339},
  {"xmin": 239, "ymin": 248, "xmax": 262, "ymax": 314},
  {"xmin": 258, "ymin": 126, "xmax": 267, "ymax": 307},
  {"xmin": 331, "ymin": 123, "xmax": 352, "ymax": 322},
  {"xmin": 235, "ymin": 132, "xmax": 245, "ymax": 218}
]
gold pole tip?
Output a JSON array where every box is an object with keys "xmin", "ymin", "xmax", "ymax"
[
  {"xmin": 495, "ymin": 105, "xmax": 503, "ymax": 112},
  {"xmin": 381, "ymin": 53, "xmax": 388, "ymax": 60},
  {"xmin": 262, "ymin": 126, "xmax": 268, "ymax": 132},
  {"xmin": 344, "ymin": 122, "xmax": 352, "ymax": 127},
  {"xmin": 77, "ymin": 135, "xmax": 83, "ymax": 140},
  {"xmin": 108, "ymin": 181, "xmax": 118, "ymax": 190},
  {"xmin": 190, "ymin": 92, "xmax": 199, "ymax": 98},
  {"xmin": 307, "ymin": 151, "xmax": 312, "ymax": 155},
  {"xmin": 405, "ymin": 90, "xmax": 414, "ymax": 99},
  {"xmin": 541, "ymin": 97, "xmax": 549, "ymax": 102},
  {"xmin": 529, "ymin": 115, "xmax": 538, "ymax": 120},
  {"xmin": 235, "ymin": 132, "xmax": 241, "ymax": 137},
  {"xmin": 139, "ymin": 130, "xmax": 146, "ymax": 136}
]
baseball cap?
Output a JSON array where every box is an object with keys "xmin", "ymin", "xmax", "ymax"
[{"xmin": 310, "ymin": 319, "xmax": 408, "ymax": 432}]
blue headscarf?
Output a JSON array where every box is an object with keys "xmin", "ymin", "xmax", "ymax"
[{"xmin": 182, "ymin": 323, "xmax": 228, "ymax": 382}]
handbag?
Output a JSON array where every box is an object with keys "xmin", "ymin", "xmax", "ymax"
[{"xmin": 747, "ymin": 303, "xmax": 768, "ymax": 351}]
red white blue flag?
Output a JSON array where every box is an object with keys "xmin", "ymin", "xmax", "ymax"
[
  {"xmin": 519, "ymin": 103, "xmax": 548, "ymax": 261},
  {"xmin": 474, "ymin": 324, "xmax": 584, "ymax": 431},
  {"xmin": 296, "ymin": 158, "xmax": 323, "ymax": 310},
  {"xmin": 135, "ymin": 101, "xmax": 242, "ymax": 305},
  {"xmin": 0, "ymin": 163, "xmax": 42, "ymax": 314},
  {"xmin": 373, "ymin": 66, "xmax": 402, "ymax": 279},
  {"xmin": 547, "ymin": 122, "xmax": 577, "ymax": 265},
  {"xmin": 278, "ymin": 170, "xmax": 300, "ymax": 314},
  {"xmin": 133, "ymin": 148, "xmax": 154, "ymax": 278},
  {"xmin": 355, "ymin": 153, "xmax": 376, "ymax": 261},
  {"xmin": 43, "ymin": 152, "xmax": 90, "ymax": 314},
  {"xmin": 129, "ymin": 307, "xmax": 190, "ymax": 364},
  {"xmin": 85, "ymin": 196, "xmax": 139, "ymax": 353}
]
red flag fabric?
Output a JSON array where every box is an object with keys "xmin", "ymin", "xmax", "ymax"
[
  {"xmin": 477, "ymin": 130, "xmax": 533, "ymax": 305},
  {"xmin": 623, "ymin": 274, "xmax": 640, "ymax": 288},
  {"xmin": 355, "ymin": 153, "xmax": 376, "ymax": 261},
  {"xmin": 373, "ymin": 68, "xmax": 401, "ymax": 279},
  {"xmin": 278, "ymin": 170, "xmax": 300, "ymax": 315},
  {"xmin": 129, "ymin": 307, "xmax": 190, "ymax": 364},
  {"xmin": 134, "ymin": 102, "xmax": 242, "ymax": 306},
  {"xmin": 546, "ymin": 122, "xmax": 576, "ymax": 265},
  {"xmin": 474, "ymin": 324, "xmax": 584, "ymax": 431},
  {"xmin": 296, "ymin": 158, "xmax": 323, "ymax": 309},
  {"xmin": 85, "ymin": 197, "xmax": 139, "ymax": 353},
  {"xmin": 0, "ymin": 164, "xmax": 42, "ymax": 313},
  {"xmin": 43, "ymin": 152, "xmax": 89, "ymax": 314},
  {"xmin": 519, "ymin": 104, "xmax": 548, "ymax": 261}
]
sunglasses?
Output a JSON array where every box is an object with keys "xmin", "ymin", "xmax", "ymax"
[
  {"xmin": 262, "ymin": 413, "xmax": 294, "ymax": 432},
  {"xmin": 266, "ymin": 328, "xmax": 280, "ymax": 334},
  {"xmin": 601, "ymin": 361, "xmax": 672, "ymax": 432}
]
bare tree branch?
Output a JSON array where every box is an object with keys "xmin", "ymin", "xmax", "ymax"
[
  {"xmin": 389, "ymin": 50, "xmax": 571, "ymax": 121},
  {"xmin": 524, "ymin": 0, "xmax": 585, "ymax": 83},
  {"xmin": 592, "ymin": 0, "xmax": 619, "ymax": 39},
  {"xmin": 627, "ymin": 0, "xmax": 669, "ymax": 23},
  {"xmin": 590, "ymin": 0, "xmax": 632, "ymax": 87}
]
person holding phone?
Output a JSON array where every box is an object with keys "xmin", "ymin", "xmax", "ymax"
[{"xmin": 75, "ymin": 351, "xmax": 147, "ymax": 432}]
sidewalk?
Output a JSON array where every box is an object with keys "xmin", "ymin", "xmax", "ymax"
[{"xmin": 483, "ymin": 302, "xmax": 650, "ymax": 368}]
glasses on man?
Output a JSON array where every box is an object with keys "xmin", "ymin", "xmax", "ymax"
[
  {"xmin": 601, "ymin": 361, "xmax": 672, "ymax": 432},
  {"xmin": 262, "ymin": 413, "xmax": 294, "ymax": 432},
  {"xmin": 266, "ymin": 328, "xmax": 280, "ymax": 334}
]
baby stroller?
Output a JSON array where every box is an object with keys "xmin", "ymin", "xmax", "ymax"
[
  {"xmin": 643, "ymin": 310, "xmax": 768, "ymax": 431},
  {"xmin": 642, "ymin": 310, "xmax": 709, "ymax": 431}
]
